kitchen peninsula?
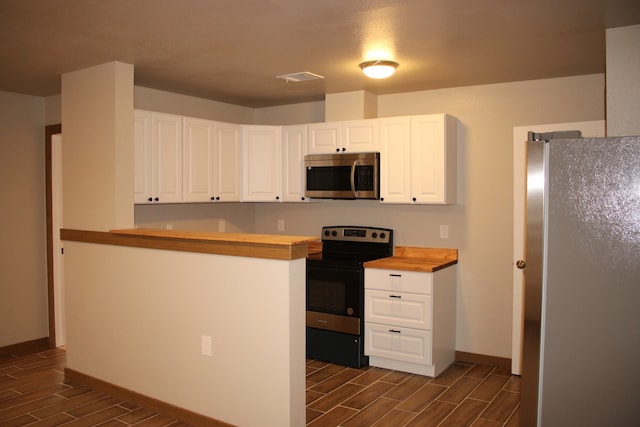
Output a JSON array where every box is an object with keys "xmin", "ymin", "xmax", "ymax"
[{"xmin": 61, "ymin": 228, "xmax": 317, "ymax": 427}]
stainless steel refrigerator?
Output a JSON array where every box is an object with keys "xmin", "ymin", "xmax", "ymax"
[{"xmin": 520, "ymin": 133, "xmax": 640, "ymax": 427}]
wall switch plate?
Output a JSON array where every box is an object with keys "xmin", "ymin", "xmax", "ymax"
[
  {"xmin": 201, "ymin": 335, "xmax": 212, "ymax": 357},
  {"xmin": 277, "ymin": 219, "xmax": 285, "ymax": 232},
  {"xmin": 218, "ymin": 220, "xmax": 225, "ymax": 232},
  {"xmin": 440, "ymin": 225, "xmax": 449, "ymax": 239}
]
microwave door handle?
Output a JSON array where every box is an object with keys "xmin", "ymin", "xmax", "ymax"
[{"xmin": 350, "ymin": 159, "xmax": 360, "ymax": 197}]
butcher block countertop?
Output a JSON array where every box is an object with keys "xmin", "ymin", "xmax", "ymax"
[
  {"xmin": 364, "ymin": 247, "xmax": 458, "ymax": 272},
  {"xmin": 61, "ymin": 228, "xmax": 319, "ymax": 261}
]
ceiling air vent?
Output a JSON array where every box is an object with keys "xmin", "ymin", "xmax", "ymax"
[{"xmin": 276, "ymin": 71, "xmax": 324, "ymax": 83}]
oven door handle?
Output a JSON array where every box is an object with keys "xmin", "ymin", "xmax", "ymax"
[{"xmin": 350, "ymin": 159, "xmax": 360, "ymax": 198}]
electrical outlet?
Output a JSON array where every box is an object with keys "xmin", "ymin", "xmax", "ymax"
[
  {"xmin": 201, "ymin": 335, "xmax": 212, "ymax": 357},
  {"xmin": 218, "ymin": 220, "xmax": 225, "ymax": 232},
  {"xmin": 277, "ymin": 219, "xmax": 285, "ymax": 232},
  {"xmin": 440, "ymin": 225, "xmax": 449, "ymax": 239}
]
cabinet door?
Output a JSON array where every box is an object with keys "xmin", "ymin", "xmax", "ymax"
[
  {"xmin": 342, "ymin": 119, "xmax": 379, "ymax": 152},
  {"xmin": 308, "ymin": 122, "xmax": 342, "ymax": 154},
  {"xmin": 134, "ymin": 110, "xmax": 153, "ymax": 204},
  {"xmin": 282, "ymin": 125, "xmax": 308, "ymax": 202},
  {"xmin": 365, "ymin": 289, "xmax": 431, "ymax": 330},
  {"xmin": 183, "ymin": 117, "xmax": 214, "ymax": 202},
  {"xmin": 242, "ymin": 125, "xmax": 282, "ymax": 202},
  {"xmin": 213, "ymin": 121, "xmax": 241, "ymax": 202},
  {"xmin": 152, "ymin": 112, "xmax": 183, "ymax": 203},
  {"xmin": 410, "ymin": 114, "xmax": 456, "ymax": 204},
  {"xmin": 379, "ymin": 116, "xmax": 411, "ymax": 204},
  {"xmin": 365, "ymin": 323, "xmax": 432, "ymax": 365}
]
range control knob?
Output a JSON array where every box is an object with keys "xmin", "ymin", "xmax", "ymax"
[
  {"xmin": 331, "ymin": 231, "xmax": 338, "ymax": 237},
  {"xmin": 372, "ymin": 232, "xmax": 378, "ymax": 238},
  {"xmin": 380, "ymin": 233, "xmax": 386, "ymax": 239},
  {"xmin": 324, "ymin": 230, "xmax": 330, "ymax": 236}
]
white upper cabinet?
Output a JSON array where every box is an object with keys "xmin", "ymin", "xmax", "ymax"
[
  {"xmin": 134, "ymin": 110, "xmax": 183, "ymax": 204},
  {"xmin": 380, "ymin": 114, "xmax": 457, "ymax": 205},
  {"xmin": 308, "ymin": 119, "xmax": 379, "ymax": 154},
  {"xmin": 379, "ymin": 116, "xmax": 411, "ymax": 204},
  {"xmin": 242, "ymin": 125, "xmax": 282, "ymax": 202},
  {"xmin": 182, "ymin": 117, "xmax": 214, "ymax": 202},
  {"xmin": 282, "ymin": 125, "xmax": 308, "ymax": 202},
  {"xmin": 342, "ymin": 118, "xmax": 379, "ymax": 152},
  {"xmin": 213, "ymin": 121, "xmax": 242, "ymax": 202},
  {"xmin": 307, "ymin": 122, "xmax": 341, "ymax": 154}
]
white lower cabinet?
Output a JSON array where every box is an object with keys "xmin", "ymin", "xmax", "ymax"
[{"xmin": 365, "ymin": 266, "xmax": 456, "ymax": 377}]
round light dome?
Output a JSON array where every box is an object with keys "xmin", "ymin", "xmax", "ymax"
[{"xmin": 359, "ymin": 60, "xmax": 399, "ymax": 79}]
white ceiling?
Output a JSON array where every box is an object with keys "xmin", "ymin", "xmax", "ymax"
[{"xmin": 1, "ymin": 0, "xmax": 639, "ymax": 108}]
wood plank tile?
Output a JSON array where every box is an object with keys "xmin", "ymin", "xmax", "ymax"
[
  {"xmin": 349, "ymin": 367, "xmax": 392, "ymax": 386},
  {"xmin": 469, "ymin": 374, "xmax": 510, "ymax": 401},
  {"xmin": 22, "ymin": 412, "xmax": 76, "ymax": 427},
  {"xmin": 341, "ymin": 397, "xmax": 400, "ymax": 427},
  {"xmin": 307, "ymin": 405, "xmax": 358, "ymax": 427},
  {"xmin": 0, "ymin": 394, "xmax": 66, "ymax": 422},
  {"xmin": 480, "ymin": 390, "xmax": 520, "ymax": 423},
  {"xmin": 341, "ymin": 381, "xmax": 397, "ymax": 410},
  {"xmin": 372, "ymin": 409, "xmax": 418, "ymax": 427},
  {"xmin": 1, "ymin": 413, "xmax": 38, "ymax": 427},
  {"xmin": 308, "ymin": 383, "xmax": 364, "ymax": 412},
  {"xmin": 31, "ymin": 389, "xmax": 111, "ymax": 419},
  {"xmin": 116, "ymin": 407, "xmax": 158, "ymax": 424},
  {"xmin": 60, "ymin": 405, "xmax": 129, "ymax": 426},
  {"xmin": 309, "ymin": 367, "xmax": 363, "ymax": 393},
  {"xmin": 431, "ymin": 363, "xmax": 472, "ymax": 386},
  {"xmin": 65, "ymin": 396, "xmax": 124, "ymax": 418},
  {"xmin": 306, "ymin": 364, "xmax": 347, "ymax": 384},
  {"xmin": 465, "ymin": 364, "xmax": 495, "ymax": 379},
  {"xmin": 406, "ymin": 400, "xmax": 457, "ymax": 427},
  {"xmin": 439, "ymin": 376, "xmax": 483, "ymax": 404},
  {"xmin": 384, "ymin": 374, "xmax": 433, "ymax": 401},
  {"xmin": 396, "ymin": 383, "xmax": 447, "ymax": 413},
  {"xmin": 439, "ymin": 397, "xmax": 488, "ymax": 426}
]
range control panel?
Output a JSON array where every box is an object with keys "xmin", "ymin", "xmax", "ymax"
[{"xmin": 321, "ymin": 226, "xmax": 393, "ymax": 244}]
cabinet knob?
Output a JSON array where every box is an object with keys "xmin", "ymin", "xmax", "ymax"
[
  {"xmin": 301, "ymin": 196, "xmax": 305, "ymax": 201},
  {"xmin": 412, "ymin": 197, "xmax": 417, "ymax": 202},
  {"xmin": 380, "ymin": 197, "xmax": 384, "ymax": 202},
  {"xmin": 154, "ymin": 197, "xmax": 159, "ymax": 202},
  {"xmin": 210, "ymin": 196, "xmax": 215, "ymax": 201},
  {"xmin": 335, "ymin": 148, "xmax": 340, "ymax": 152},
  {"xmin": 341, "ymin": 147, "xmax": 346, "ymax": 151},
  {"xmin": 148, "ymin": 197, "xmax": 153, "ymax": 202},
  {"xmin": 216, "ymin": 196, "xmax": 220, "ymax": 200},
  {"xmin": 275, "ymin": 196, "xmax": 280, "ymax": 200}
]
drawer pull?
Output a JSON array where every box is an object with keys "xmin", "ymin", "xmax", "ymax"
[
  {"xmin": 389, "ymin": 329, "xmax": 402, "ymax": 333},
  {"xmin": 389, "ymin": 294, "xmax": 402, "ymax": 299},
  {"xmin": 389, "ymin": 273, "xmax": 402, "ymax": 277}
]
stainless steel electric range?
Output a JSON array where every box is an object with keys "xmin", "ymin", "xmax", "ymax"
[{"xmin": 306, "ymin": 225, "xmax": 393, "ymax": 368}]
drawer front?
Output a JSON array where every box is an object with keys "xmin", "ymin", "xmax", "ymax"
[
  {"xmin": 365, "ymin": 289, "xmax": 431, "ymax": 330},
  {"xmin": 365, "ymin": 268, "xmax": 432, "ymax": 294},
  {"xmin": 365, "ymin": 323, "xmax": 431, "ymax": 365}
]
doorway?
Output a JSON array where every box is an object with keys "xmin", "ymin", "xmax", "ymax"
[
  {"xmin": 511, "ymin": 120, "xmax": 604, "ymax": 375},
  {"xmin": 45, "ymin": 124, "xmax": 65, "ymax": 347}
]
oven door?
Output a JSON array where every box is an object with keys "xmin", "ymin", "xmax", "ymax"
[{"xmin": 306, "ymin": 259, "xmax": 363, "ymax": 335}]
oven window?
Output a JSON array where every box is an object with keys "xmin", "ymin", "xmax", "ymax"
[{"xmin": 306, "ymin": 262, "xmax": 362, "ymax": 317}]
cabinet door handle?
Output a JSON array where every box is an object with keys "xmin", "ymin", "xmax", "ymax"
[
  {"xmin": 389, "ymin": 273, "xmax": 402, "ymax": 277},
  {"xmin": 389, "ymin": 294, "xmax": 402, "ymax": 299},
  {"xmin": 389, "ymin": 329, "xmax": 401, "ymax": 334}
]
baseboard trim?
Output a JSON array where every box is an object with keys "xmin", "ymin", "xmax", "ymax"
[
  {"xmin": 455, "ymin": 351, "xmax": 512, "ymax": 371},
  {"xmin": 0, "ymin": 337, "xmax": 52, "ymax": 357},
  {"xmin": 65, "ymin": 368, "xmax": 235, "ymax": 427}
]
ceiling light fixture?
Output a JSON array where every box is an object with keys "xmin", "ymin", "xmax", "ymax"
[{"xmin": 359, "ymin": 60, "xmax": 399, "ymax": 79}]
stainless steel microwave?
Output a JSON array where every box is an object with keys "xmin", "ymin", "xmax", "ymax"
[{"xmin": 304, "ymin": 152, "xmax": 380, "ymax": 199}]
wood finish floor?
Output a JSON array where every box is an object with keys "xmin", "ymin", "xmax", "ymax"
[{"xmin": 0, "ymin": 347, "xmax": 520, "ymax": 426}]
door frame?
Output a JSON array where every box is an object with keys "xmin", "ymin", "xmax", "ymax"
[
  {"xmin": 511, "ymin": 120, "xmax": 604, "ymax": 375},
  {"xmin": 45, "ymin": 124, "xmax": 62, "ymax": 347}
]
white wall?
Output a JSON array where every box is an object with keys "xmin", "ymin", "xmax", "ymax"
[
  {"xmin": 0, "ymin": 91, "xmax": 48, "ymax": 347},
  {"xmin": 254, "ymin": 74, "xmax": 605, "ymax": 359},
  {"xmin": 606, "ymin": 24, "xmax": 640, "ymax": 136},
  {"xmin": 64, "ymin": 241, "xmax": 306, "ymax": 427},
  {"xmin": 61, "ymin": 62, "xmax": 135, "ymax": 231}
]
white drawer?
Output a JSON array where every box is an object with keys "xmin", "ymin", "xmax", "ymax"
[
  {"xmin": 365, "ymin": 289, "xmax": 431, "ymax": 330},
  {"xmin": 365, "ymin": 322, "xmax": 431, "ymax": 365},
  {"xmin": 365, "ymin": 268, "xmax": 432, "ymax": 294}
]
